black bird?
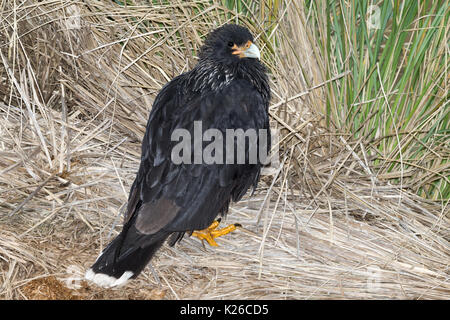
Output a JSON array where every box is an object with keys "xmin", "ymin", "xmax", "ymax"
[{"xmin": 85, "ymin": 24, "xmax": 271, "ymax": 287}]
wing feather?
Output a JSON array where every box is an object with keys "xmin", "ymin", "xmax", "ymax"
[{"xmin": 125, "ymin": 77, "xmax": 269, "ymax": 236}]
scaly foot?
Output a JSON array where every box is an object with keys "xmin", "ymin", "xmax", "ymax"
[{"xmin": 192, "ymin": 219, "xmax": 241, "ymax": 246}]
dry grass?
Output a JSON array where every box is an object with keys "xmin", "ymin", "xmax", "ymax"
[{"xmin": 0, "ymin": 1, "xmax": 448, "ymax": 299}]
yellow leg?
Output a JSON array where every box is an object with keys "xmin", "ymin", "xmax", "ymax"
[{"xmin": 192, "ymin": 220, "xmax": 241, "ymax": 247}]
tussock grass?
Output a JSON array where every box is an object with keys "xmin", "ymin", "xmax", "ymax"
[
  {"xmin": 0, "ymin": 1, "xmax": 448, "ymax": 299},
  {"xmin": 305, "ymin": 0, "xmax": 449, "ymax": 200}
]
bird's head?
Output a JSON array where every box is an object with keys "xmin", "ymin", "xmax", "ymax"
[{"xmin": 199, "ymin": 24, "xmax": 261, "ymax": 65}]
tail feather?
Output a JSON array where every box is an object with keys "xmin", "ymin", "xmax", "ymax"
[{"xmin": 85, "ymin": 229, "xmax": 168, "ymax": 288}]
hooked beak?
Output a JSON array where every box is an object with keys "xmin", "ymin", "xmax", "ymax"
[
  {"xmin": 243, "ymin": 43, "xmax": 261, "ymax": 60},
  {"xmin": 231, "ymin": 41, "xmax": 261, "ymax": 60}
]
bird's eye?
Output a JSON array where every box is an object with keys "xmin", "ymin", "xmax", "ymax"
[{"xmin": 228, "ymin": 41, "xmax": 234, "ymax": 47}]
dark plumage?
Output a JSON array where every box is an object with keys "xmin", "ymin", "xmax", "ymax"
[{"xmin": 85, "ymin": 24, "xmax": 271, "ymax": 287}]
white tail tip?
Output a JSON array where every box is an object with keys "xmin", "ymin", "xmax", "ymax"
[{"xmin": 85, "ymin": 268, "xmax": 134, "ymax": 288}]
